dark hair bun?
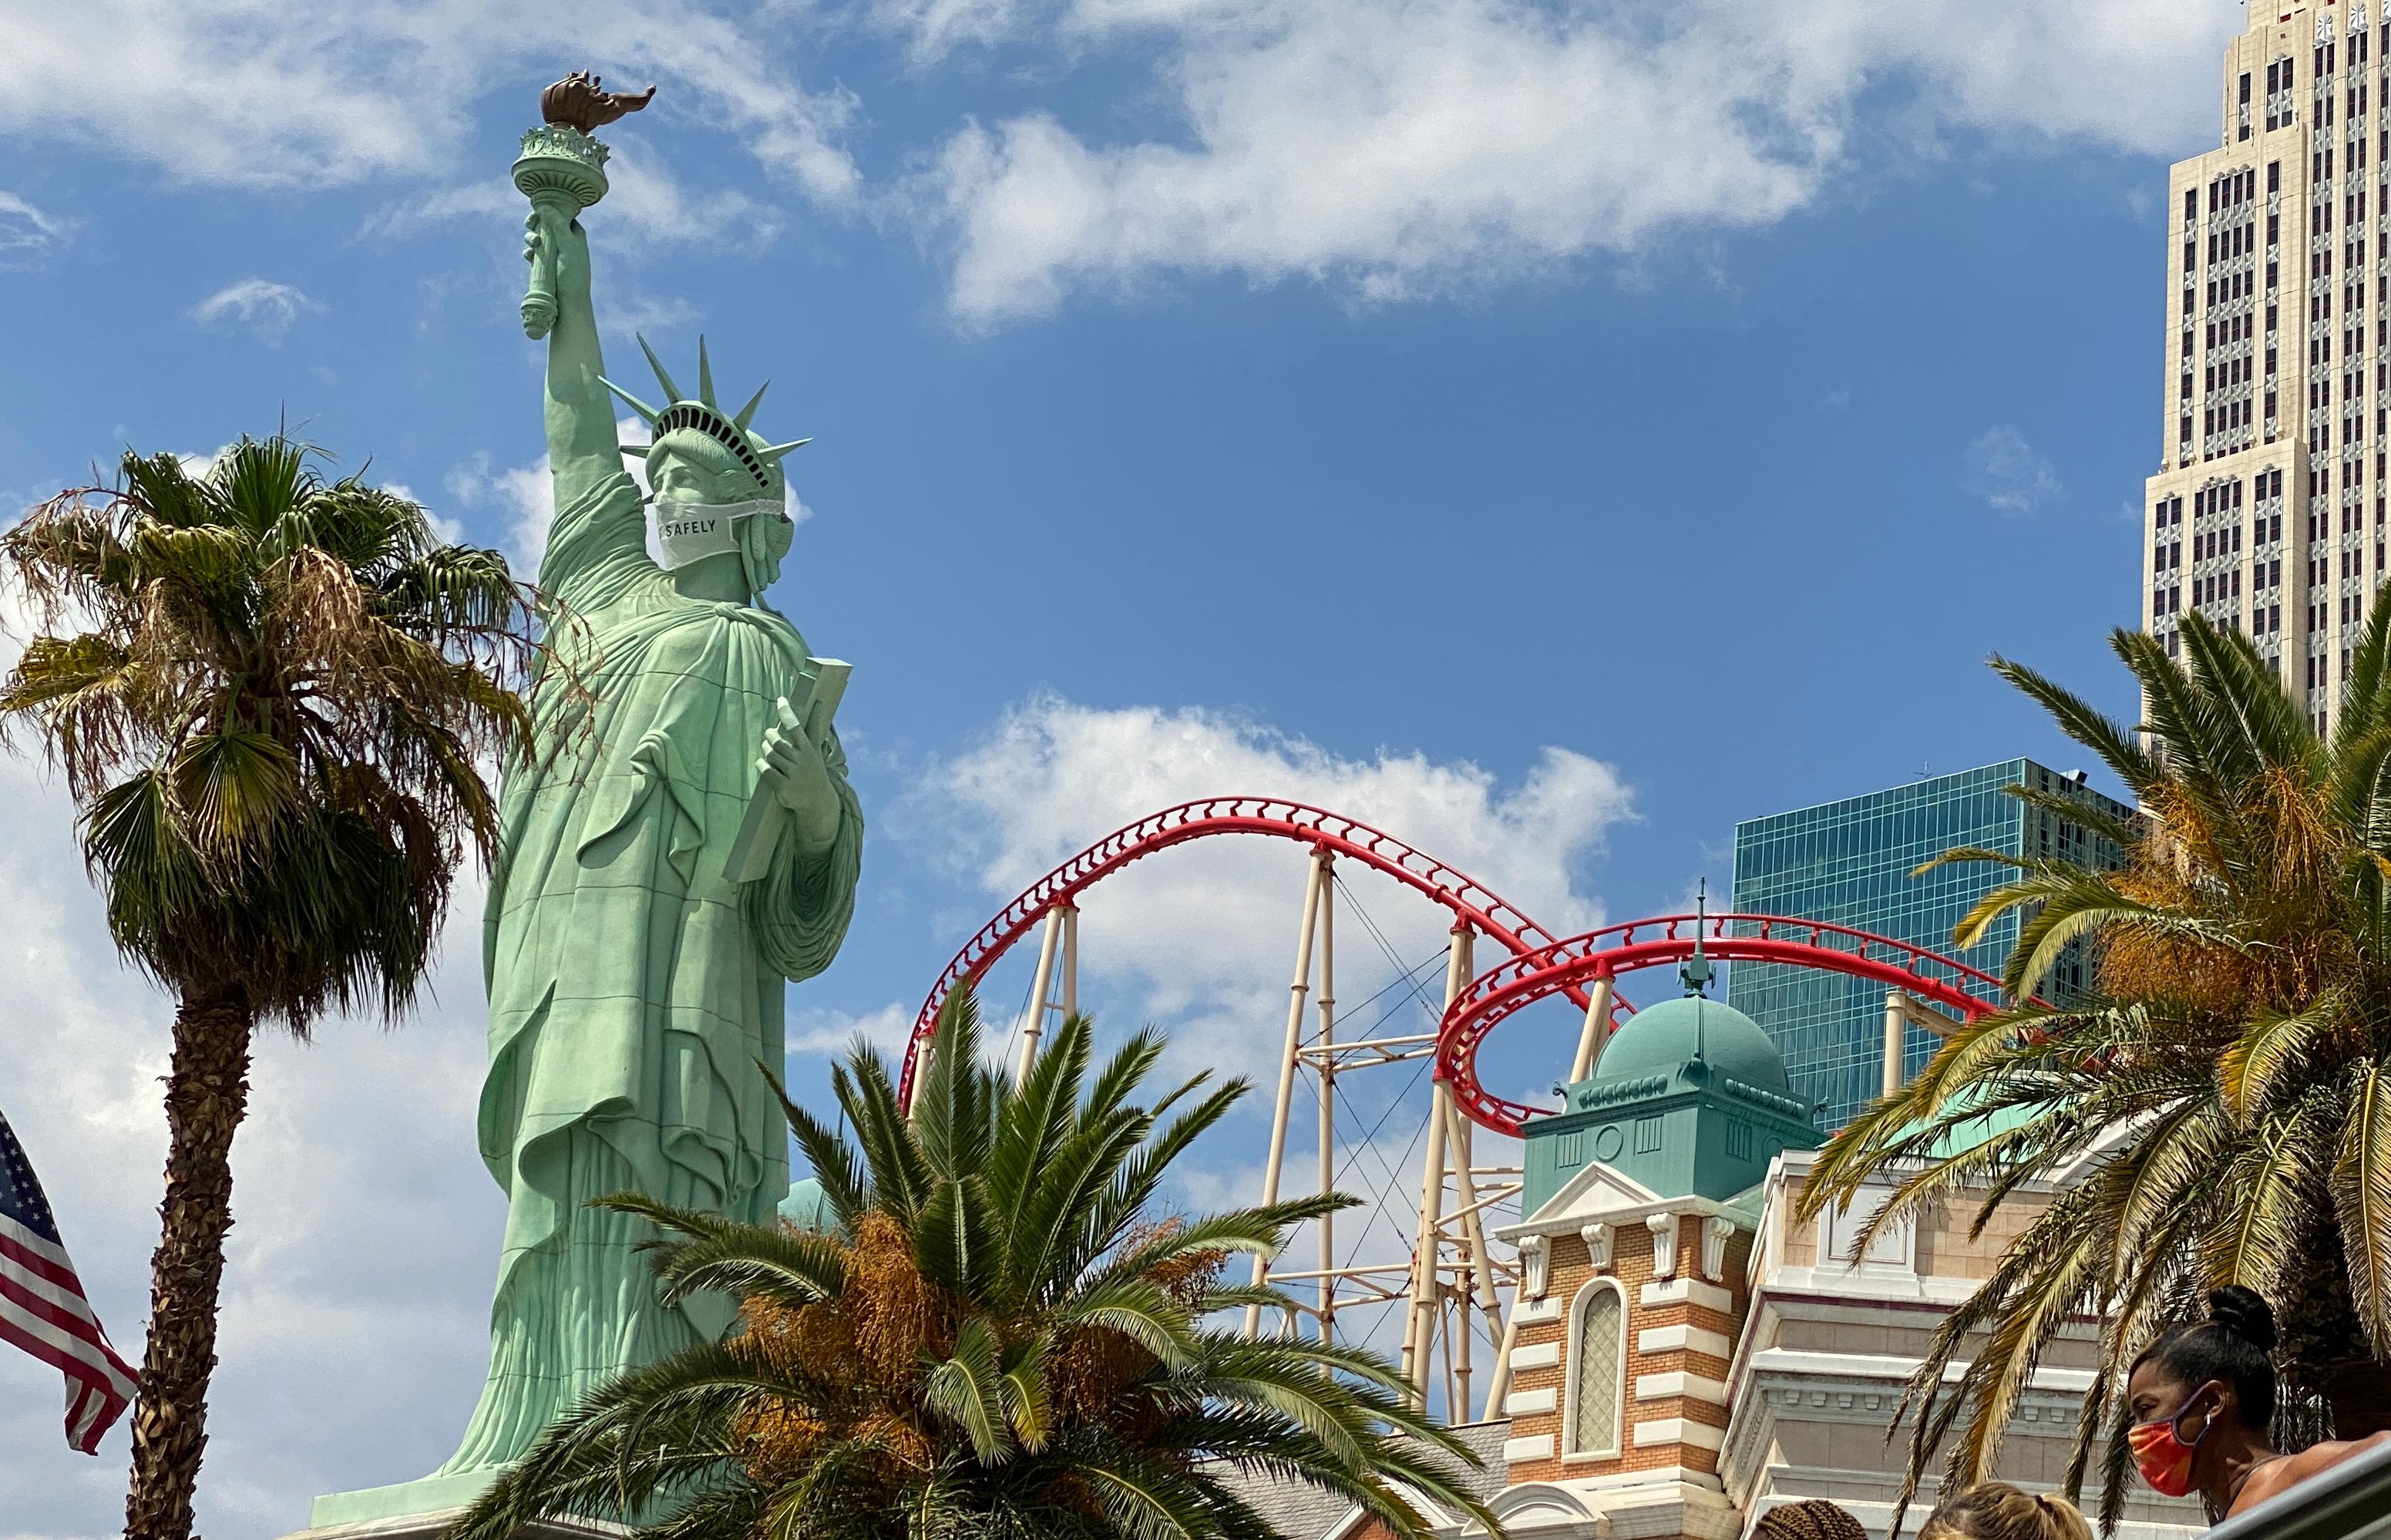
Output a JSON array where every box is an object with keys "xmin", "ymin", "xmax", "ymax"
[{"xmin": 2208, "ymin": 1286, "xmax": 2278, "ymax": 1351}]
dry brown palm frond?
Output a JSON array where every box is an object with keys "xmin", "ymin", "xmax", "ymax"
[
  {"xmin": 848, "ymin": 1212, "xmax": 947, "ymax": 1390},
  {"xmin": 735, "ymin": 1402, "xmax": 829, "ymax": 1488},
  {"xmin": 1044, "ymin": 1322, "xmax": 1157, "ymax": 1424}
]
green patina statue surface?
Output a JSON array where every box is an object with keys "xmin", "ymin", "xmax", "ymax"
[{"xmin": 313, "ymin": 110, "xmax": 862, "ymax": 1525}]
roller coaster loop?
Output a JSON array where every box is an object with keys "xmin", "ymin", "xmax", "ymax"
[
  {"xmin": 1434, "ymin": 911, "xmax": 2014, "ymax": 1136},
  {"xmin": 900, "ymin": 796, "xmax": 1623, "ymax": 1111}
]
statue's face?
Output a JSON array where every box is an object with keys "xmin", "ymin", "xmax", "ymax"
[
  {"xmin": 644, "ymin": 427, "xmax": 795, "ymax": 593},
  {"xmin": 647, "ymin": 429, "xmax": 768, "ymax": 506}
]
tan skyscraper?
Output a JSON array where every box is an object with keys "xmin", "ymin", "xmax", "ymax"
[{"xmin": 2149, "ymin": 0, "xmax": 2388, "ymax": 733}]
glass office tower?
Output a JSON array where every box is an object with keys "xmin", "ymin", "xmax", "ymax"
[{"xmin": 1728, "ymin": 761, "xmax": 2132, "ymax": 1130}]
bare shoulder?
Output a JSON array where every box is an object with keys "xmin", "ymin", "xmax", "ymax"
[{"xmin": 2233, "ymin": 1433, "xmax": 2391, "ymax": 1514}]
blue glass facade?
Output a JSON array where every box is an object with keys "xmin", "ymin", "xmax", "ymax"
[{"xmin": 1727, "ymin": 761, "xmax": 2131, "ymax": 1131}]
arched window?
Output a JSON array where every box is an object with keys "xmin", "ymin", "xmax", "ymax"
[{"xmin": 1562, "ymin": 1277, "xmax": 1626, "ymax": 1458}]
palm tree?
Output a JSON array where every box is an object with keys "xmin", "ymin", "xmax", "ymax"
[
  {"xmin": 455, "ymin": 990, "xmax": 1500, "ymax": 1540},
  {"xmin": 1797, "ymin": 608, "xmax": 2391, "ymax": 1529},
  {"xmin": 0, "ymin": 439, "xmax": 535, "ymax": 1540}
]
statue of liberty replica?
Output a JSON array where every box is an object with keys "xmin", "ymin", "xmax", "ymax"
[{"xmin": 308, "ymin": 74, "xmax": 863, "ymax": 1528}]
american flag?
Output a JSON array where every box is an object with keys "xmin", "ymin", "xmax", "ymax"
[{"xmin": 0, "ymin": 1105, "xmax": 136, "ymax": 1453}]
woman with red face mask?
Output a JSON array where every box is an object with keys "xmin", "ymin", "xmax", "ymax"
[{"xmin": 2124, "ymin": 1286, "xmax": 2391, "ymax": 1520}]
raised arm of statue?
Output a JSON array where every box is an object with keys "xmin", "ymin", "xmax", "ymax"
[{"xmin": 522, "ymin": 204, "xmax": 633, "ymax": 541}]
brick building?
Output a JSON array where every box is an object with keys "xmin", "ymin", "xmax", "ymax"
[{"xmin": 1233, "ymin": 960, "xmax": 2204, "ymax": 1540}]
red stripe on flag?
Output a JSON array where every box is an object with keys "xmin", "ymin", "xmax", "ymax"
[
  {"xmin": 0, "ymin": 1229, "xmax": 85, "ymax": 1293},
  {"xmin": 0, "ymin": 1272, "xmax": 119, "ymax": 1359},
  {"xmin": 0, "ymin": 1288, "xmax": 136, "ymax": 1397}
]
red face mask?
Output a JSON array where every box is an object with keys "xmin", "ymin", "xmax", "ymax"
[{"xmin": 2129, "ymin": 1391, "xmax": 2214, "ymax": 1498}]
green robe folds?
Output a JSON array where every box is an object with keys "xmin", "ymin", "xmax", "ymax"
[{"xmin": 439, "ymin": 471, "xmax": 860, "ymax": 1474}]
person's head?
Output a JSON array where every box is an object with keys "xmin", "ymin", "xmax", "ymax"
[
  {"xmin": 2124, "ymin": 1285, "xmax": 2280, "ymax": 1500},
  {"xmin": 1751, "ymin": 1499, "xmax": 1869, "ymax": 1540},
  {"xmin": 607, "ymin": 335, "xmax": 805, "ymax": 600},
  {"xmin": 1916, "ymin": 1483, "xmax": 2091, "ymax": 1540}
]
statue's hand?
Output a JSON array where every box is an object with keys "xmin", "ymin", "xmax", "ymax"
[
  {"xmin": 757, "ymin": 698, "xmax": 839, "ymax": 853},
  {"xmin": 522, "ymin": 200, "xmax": 592, "ymax": 312}
]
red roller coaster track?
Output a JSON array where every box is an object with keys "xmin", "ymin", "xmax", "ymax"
[
  {"xmin": 1434, "ymin": 910, "xmax": 2016, "ymax": 1136},
  {"xmin": 900, "ymin": 797, "xmax": 1623, "ymax": 1111}
]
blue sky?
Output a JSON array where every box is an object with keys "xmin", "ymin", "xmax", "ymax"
[{"xmin": 0, "ymin": 0, "xmax": 2242, "ymax": 1532}]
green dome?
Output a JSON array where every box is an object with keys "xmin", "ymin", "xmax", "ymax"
[
  {"xmin": 1593, "ymin": 994, "xmax": 1790, "ymax": 1094},
  {"xmin": 779, "ymin": 1177, "xmax": 834, "ymax": 1232}
]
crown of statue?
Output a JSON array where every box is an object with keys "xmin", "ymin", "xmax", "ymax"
[{"xmin": 602, "ymin": 334, "xmax": 809, "ymax": 496}]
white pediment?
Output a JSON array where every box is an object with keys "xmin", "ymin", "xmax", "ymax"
[
  {"xmin": 1519, "ymin": 1158, "xmax": 1664, "ymax": 1228},
  {"xmin": 1488, "ymin": 1481, "xmax": 1605, "ymax": 1527}
]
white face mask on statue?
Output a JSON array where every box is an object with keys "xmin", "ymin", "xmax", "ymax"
[{"xmin": 648, "ymin": 495, "xmax": 782, "ymax": 571}]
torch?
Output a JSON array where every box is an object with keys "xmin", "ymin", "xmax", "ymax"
[{"xmin": 513, "ymin": 72, "xmax": 655, "ymax": 339}]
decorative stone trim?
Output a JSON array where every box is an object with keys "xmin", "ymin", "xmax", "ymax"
[
  {"xmin": 1638, "ymin": 1370, "xmax": 1730, "ymax": 1404},
  {"xmin": 1576, "ymin": 1074, "xmax": 1670, "ymax": 1108},
  {"xmin": 1582, "ymin": 1221, "xmax": 1614, "ymax": 1271},
  {"xmin": 1648, "ymin": 1212, "xmax": 1680, "ymax": 1279},
  {"xmin": 1521, "ymin": 1232, "xmax": 1552, "ymax": 1300},
  {"xmin": 1504, "ymin": 1434, "xmax": 1556, "ymax": 1463},
  {"xmin": 1641, "ymin": 1276, "xmax": 1733, "ymax": 1313},
  {"xmin": 1510, "ymin": 1340, "xmax": 1562, "ymax": 1370},
  {"xmin": 1718, "ymin": 1074, "xmax": 1811, "ymax": 1120},
  {"xmin": 1505, "ymin": 1387, "xmax": 1559, "ymax": 1415},
  {"xmin": 1703, "ymin": 1216, "xmax": 1736, "ymax": 1281},
  {"xmin": 1640, "ymin": 1323, "xmax": 1734, "ymax": 1360},
  {"xmin": 1634, "ymin": 1417, "xmax": 1727, "ymax": 1451}
]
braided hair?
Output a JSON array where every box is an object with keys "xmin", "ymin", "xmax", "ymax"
[
  {"xmin": 1752, "ymin": 1500, "xmax": 1870, "ymax": 1540},
  {"xmin": 2129, "ymin": 1284, "xmax": 2281, "ymax": 1431},
  {"xmin": 1918, "ymin": 1483, "xmax": 2093, "ymax": 1540}
]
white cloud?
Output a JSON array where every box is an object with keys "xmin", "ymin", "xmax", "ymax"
[
  {"xmin": 1964, "ymin": 423, "xmax": 2063, "ymax": 515},
  {"xmin": 189, "ymin": 278, "xmax": 324, "ymax": 345},
  {"xmin": 446, "ymin": 450, "xmax": 559, "ymax": 575},
  {"xmin": 897, "ymin": 694, "xmax": 1630, "ymax": 1086},
  {"xmin": 0, "ymin": 190, "xmax": 72, "ymax": 257},
  {"xmin": 900, "ymin": 0, "xmax": 2241, "ymax": 324},
  {"xmin": 871, "ymin": 0, "xmax": 1033, "ymax": 63},
  {"xmin": 786, "ymin": 1000, "xmax": 914, "ymax": 1056},
  {"xmin": 0, "ymin": 2, "xmax": 860, "ymax": 205}
]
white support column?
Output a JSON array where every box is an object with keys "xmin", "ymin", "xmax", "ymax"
[
  {"xmin": 1453, "ymin": 1277, "xmax": 1474, "ymax": 1419},
  {"xmin": 1567, "ymin": 975, "xmax": 1618, "ymax": 1084},
  {"xmin": 1013, "ymin": 905, "xmax": 1067, "ymax": 1088},
  {"xmin": 1441, "ymin": 1096, "xmax": 1496, "ymax": 1421},
  {"xmin": 1401, "ymin": 923, "xmax": 1473, "ymax": 1402},
  {"xmin": 1884, "ymin": 989, "xmax": 1908, "ymax": 1098},
  {"xmin": 1246, "ymin": 848, "xmax": 1331, "ymax": 1337},
  {"xmin": 1400, "ymin": 1082, "xmax": 1450, "ymax": 1400},
  {"xmin": 1482, "ymin": 1303, "xmax": 1521, "ymax": 1416},
  {"xmin": 1316, "ymin": 856, "xmax": 1337, "ymax": 1346},
  {"xmin": 1441, "ymin": 1291, "xmax": 1460, "ymax": 1418},
  {"xmin": 1060, "ymin": 903, "xmax": 1079, "ymax": 1021},
  {"xmin": 1444, "ymin": 1094, "xmax": 1503, "ymax": 1330}
]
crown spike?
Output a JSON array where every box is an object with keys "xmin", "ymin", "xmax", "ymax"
[
  {"xmin": 697, "ymin": 336, "xmax": 718, "ymax": 410},
  {"xmin": 636, "ymin": 333, "xmax": 684, "ymax": 404},
  {"xmin": 599, "ymin": 377, "xmax": 661, "ymax": 425},
  {"xmin": 618, "ymin": 442, "xmax": 654, "ymax": 459},
  {"xmin": 731, "ymin": 381, "xmax": 770, "ymax": 433},
  {"xmin": 758, "ymin": 439, "xmax": 812, "ymax": 463}
]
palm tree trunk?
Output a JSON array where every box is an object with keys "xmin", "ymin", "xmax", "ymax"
[{"xmin": 122, "ymin": 990, "xmax": 253, "ymax": 1540}]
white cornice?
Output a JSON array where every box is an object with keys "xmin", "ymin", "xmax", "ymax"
[{"xmin": 1497, "ymin": 1185, "xmax": 1748, "ymax": 1242}]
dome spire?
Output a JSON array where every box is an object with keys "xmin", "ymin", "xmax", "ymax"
[{"xmin": 1682, "ymin": 879, "xmax": 1716, "ymax": 999}]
